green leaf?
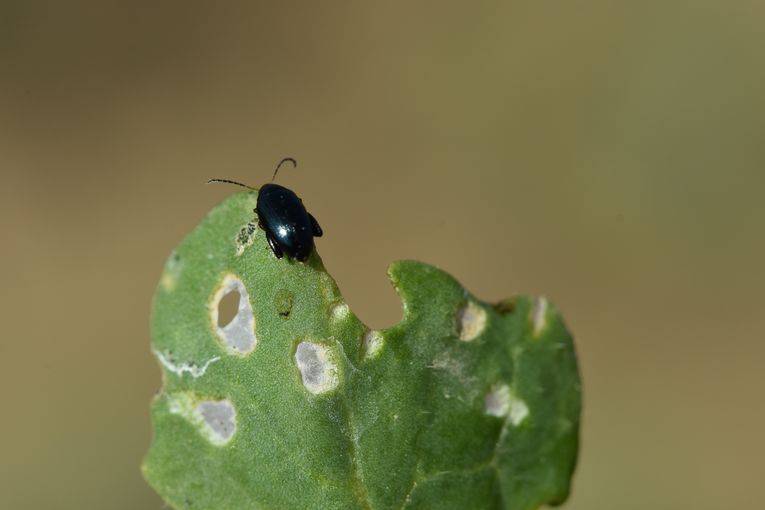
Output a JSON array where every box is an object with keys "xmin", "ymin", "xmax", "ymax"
[{"xmin": 142, "ymin": 192, "xmax": 581, "ymax": 510}]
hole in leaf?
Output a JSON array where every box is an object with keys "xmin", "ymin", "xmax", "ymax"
[
  {"xmin": 218, "ymin": 290, "xmax": 240, "ymax": 328},
  {"xmin": 211, "ymin": 274, "xmax": 257, "ymax": 355}
]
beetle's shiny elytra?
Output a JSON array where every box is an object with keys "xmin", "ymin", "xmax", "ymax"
[
  {"xmin": 256, "ymin": 183, "xmax": 322, "ymax": 261},
  {"xmin": 207, "ymin": 158, "xmax": 323, "ymax": 262}
]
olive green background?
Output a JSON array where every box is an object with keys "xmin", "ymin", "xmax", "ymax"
[{"xmin": 1, "ymin": 2, "xmax": 763, "ymax": 509}]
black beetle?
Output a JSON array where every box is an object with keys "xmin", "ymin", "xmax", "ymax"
[{"xmin": 208, "ymin": 158, "xmax": 322, "ymax": 262}]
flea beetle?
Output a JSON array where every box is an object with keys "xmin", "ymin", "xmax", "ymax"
[{"xmin": 208, "ymin": 158, "xmax": 323, "ymax": 262}]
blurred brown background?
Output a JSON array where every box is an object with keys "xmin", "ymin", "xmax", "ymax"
[{"xmin": 1, "ymin": 1, "xmax": 763, "ymax": 509}]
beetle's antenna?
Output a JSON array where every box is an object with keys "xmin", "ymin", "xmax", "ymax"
[
  {"xmin": 207, "ymin": 178, "xmax": 256, "ymax": 190},
  {"xmin": 272, "ymin": 157, "xmax": 297, "ymax": 181}
]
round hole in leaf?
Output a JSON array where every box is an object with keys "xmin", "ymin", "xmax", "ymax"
[{"xmin": 218, "ymin": 290, "xmax": 240, "ymax": 328}]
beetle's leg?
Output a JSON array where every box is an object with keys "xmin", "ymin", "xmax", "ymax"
[
  {"xmin": 308, "ymin": 213, "xmax": 323, "ymax": 237},
  {"xmin": 265, "ymin": 231, "xmax": 284, "ymax": 259}
]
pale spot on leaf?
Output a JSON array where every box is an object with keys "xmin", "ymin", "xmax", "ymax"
[
  {"xmin": 485, "ymin": 384, "xmax": 530, "ymax": 426},
  {"xmin": 295, "ymin": 341, "xmax": 339, "ymax": 395},
  {"xmin": 362, "ymin": 330, "xmax": 384, "ymax": 360},
  {"xmin": 457, "ymin": 300, "xmax": 486, "ymax": 342},
  {"xmin": 530, "ymin": 296, "xmax": 548, "ymax": 337}
]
